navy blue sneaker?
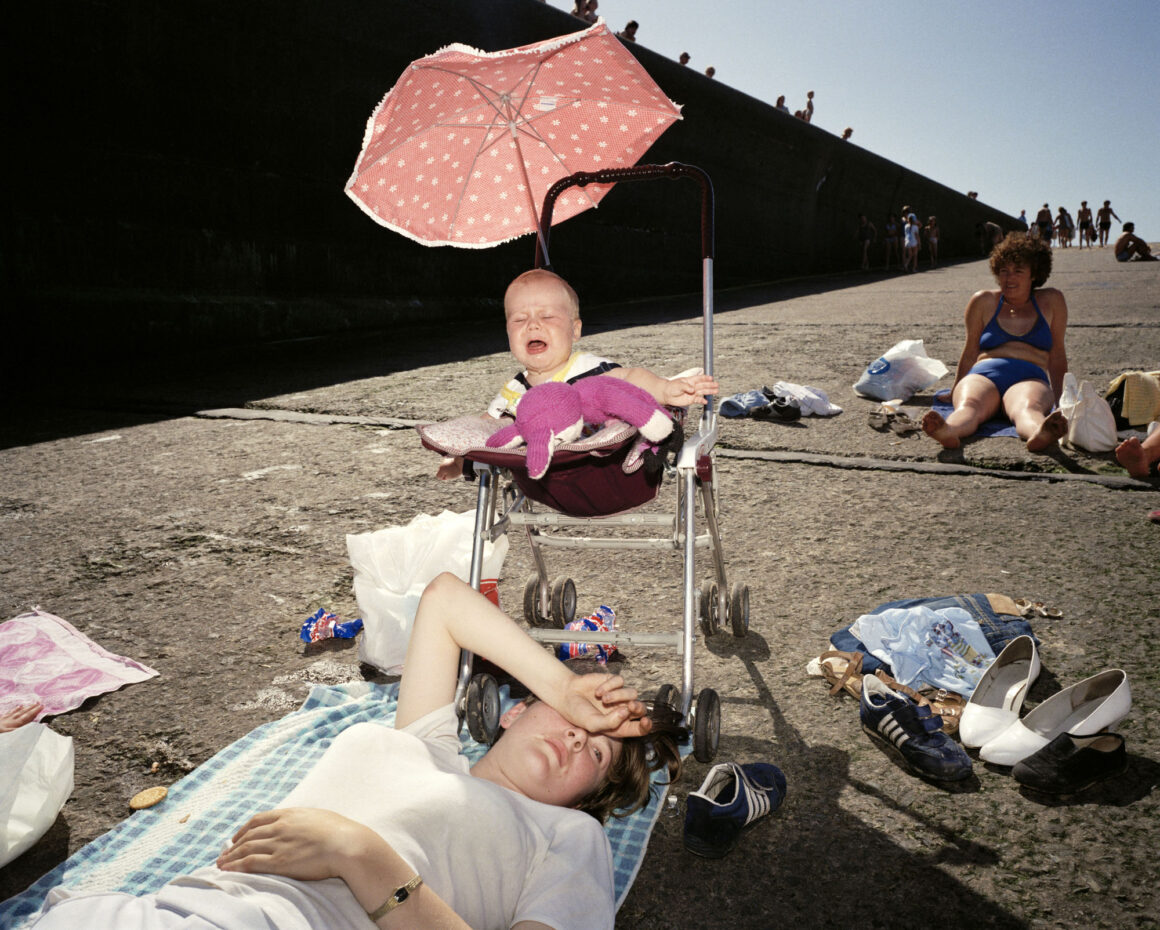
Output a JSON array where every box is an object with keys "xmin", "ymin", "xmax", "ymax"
[
  {"xmin": 683, "ymin": 762, "xmax": 786, "ymax": 858},
  {"xmin": 860, "ymin": 675, "xmax": 973, "ymax": 783}
]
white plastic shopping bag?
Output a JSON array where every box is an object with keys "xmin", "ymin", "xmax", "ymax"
[
  {"xmin": 1059, "ymin": 372, "xmax": 1118, "ymax": 452},
  {"xmin": 0, "ymin": 723, "xmax": 74, "ymax": 867},
  {"xmin": 853, "ymin": 339, "xmax": 949, "ymax": 403},
  {"xmin": 348, "ymin": 510, "xmax": 508, "ymax": 673}
]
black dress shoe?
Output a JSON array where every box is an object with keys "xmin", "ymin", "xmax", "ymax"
[
  {"xmin": 752, "ymin": 397, "xmax": 801, "ymax": 421},
  {"xmin": 1012, "ymin": 731, "xmax": 1127, "ymax": 794}
]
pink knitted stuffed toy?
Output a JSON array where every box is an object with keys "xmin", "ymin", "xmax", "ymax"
[{"xmin": 486, "ymin": 376, "xmax": 674, "ymax": 479}]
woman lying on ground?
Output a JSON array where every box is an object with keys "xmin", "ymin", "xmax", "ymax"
[
  {"xmin": 32, "ymin": 572, "xmax": 683, "ymax": 930},
  {"xmin": 922, "ymin": 233, "xmax": 1069, "ymax": 452}
]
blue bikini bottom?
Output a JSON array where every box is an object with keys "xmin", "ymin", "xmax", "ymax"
[{"xmin": 967, "ymin": 358, "xmax": 1048, "ymax": 397}]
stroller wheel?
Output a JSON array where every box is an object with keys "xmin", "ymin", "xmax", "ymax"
[
  {"xmin": 699, "ymin": 579, "xmax": 720, "ymax": 637},
  {"xmin": 523, "ymin": 575, "xmax": 547, "ymax": 628},
  {"xmin": 692, "ymin": 687, "xmax": 721, "ymax": 763},
  {"xmin": 654, "ymin": 683, "xmax": 680, "ymax": 712},
  {"xmin": 729, "ymin": 582, "xmax": 750, "ymax": 638},
  {"xmin": 550, "ymin": 577, "xmax": 576, "ymax": 628},
  {"xmin": 465, "ymin": 672, "xmax": 501, "ymax": 745}
]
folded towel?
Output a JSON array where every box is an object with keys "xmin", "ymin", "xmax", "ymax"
[{"xmin": 932, "ymin": 390, "xmax": 1017, "ymax": 438}]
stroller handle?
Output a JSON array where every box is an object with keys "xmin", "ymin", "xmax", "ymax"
[{"xmin": 534, "ymin": 162, "xmax": 715, "ymax": 268}]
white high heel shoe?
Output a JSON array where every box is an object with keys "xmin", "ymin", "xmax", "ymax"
[
  {"xmin": 979, "ymin": 668, "xmax": 1132, "ymax": 767},
  {"xmin": 959, "ymin": 635, "xmax": 1040, "ymax": 749}
]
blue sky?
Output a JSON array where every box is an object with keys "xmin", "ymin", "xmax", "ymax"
[{"xmin": 546, "ymin": 0, "xmax": 1160, "ymax": 240}]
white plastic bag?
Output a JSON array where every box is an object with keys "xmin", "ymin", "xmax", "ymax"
[
  {"xmin": 853, "ymin": 339, "xmax": 949, "ymax": 403},
  {"xmin": 1059, "ymin": 372, "xmax": 1118, "ymax": 452},
  {"xmin": 348, "ymin": 510, "xmax": 508, "ymax": 674},
  {"xmin": 0, "ymin": 723, "xmax": 74, "ymax": 867}
]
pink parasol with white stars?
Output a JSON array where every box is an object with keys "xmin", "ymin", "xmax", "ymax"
[{"xmin": 344, "ymin": 20, "xmax": 682, "ymax": 249}]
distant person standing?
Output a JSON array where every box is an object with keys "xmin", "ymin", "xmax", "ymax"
[
  {"xmin": 1097, "ymin": 200, "xmax": 1121, "ymax": 247},
  {"xmin": 925, "ymin": 215, "xmax": 940, "ymax": 268},
  {"xmin": 1055, "ymin": 207, "xmax": 1074, "ymax": 248},
  {"xmin": 705, "ymin": 66, "xmax": 716, "ymax": 78},
  {"xmin": 1113, "ymin": 222, "xmax": 1159, "ymax": 261},
  {"xmin": 679, "ymin": 51, "xmax": 690, "ymax": 65},
  {"xmin": 775, "ymin": 95, "xmax": 790, "ymax": 113},
  {"xmin": 1035, "ymin": 204, "xmax": 1053, "ymax": 243},
  {"xmin": 617, "ymin": 20, "xmax": 638, "ymax": 41},
  {"xmin": 1018, "ymin": 209, "xmax": 1028, "ymax": 228},
  {"xmin": 903, "ymin": 213, "xmax": 921, "ymax": 272},
  {"xmin": 841, "ymin": 127, "xmax": 853, "ymax": 140},
  {"xmin": 803, "ymin": 90, "xmax": 815, "ymax": 123},
  {"xmin": 856, "ymin": 214, "xmax": 877, "ymax": 270},
  {"xmin": 1076, "ymin": 201, "xmax": 1094, "ymax": 248},
  {"xmin": 883, "ymin": 213, "xmax": 901, "ymax": 270}
]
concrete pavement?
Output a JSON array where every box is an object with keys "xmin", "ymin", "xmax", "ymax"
[{"xmin": 2, "ymin": 246, "xmax": 1158, "ymax": 927}]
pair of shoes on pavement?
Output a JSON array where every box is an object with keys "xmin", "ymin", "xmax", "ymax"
[
  {"xmin": 683, "ymin": 761, "xmax": 787, "ymax": 858},
  {"xmin": 860, "ymin": 674, "xmax": 973, "ymax": 783}
]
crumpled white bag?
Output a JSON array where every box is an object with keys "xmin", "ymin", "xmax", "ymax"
[
  {"xmin": 0, "ymin": 723, "xmax": 74, "ymax": 867},
  {"xmin": 1059, "ymin": 372, "xmax": 1118, "ymax": 452},
  {"xmin": 853, "ymin": 339, "xmax": 949, "ymax": 403},
  {"xmin": 348, "ymin": 510, "xmax": 508, "ymax": 674}
]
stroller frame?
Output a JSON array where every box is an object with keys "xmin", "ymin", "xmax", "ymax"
[{"xmin": 455, "ymin": 163, "xmax": 747, "ymax": 762}]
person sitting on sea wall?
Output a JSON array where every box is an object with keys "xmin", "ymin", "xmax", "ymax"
[{"xmin": 1113, "ymin": 222, "xmax": 1158, "ymax": 262}]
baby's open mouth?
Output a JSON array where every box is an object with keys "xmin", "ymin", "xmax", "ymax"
[{"xmin": 526, "ymin": 339, "xmax": 547, "ymax": 353}]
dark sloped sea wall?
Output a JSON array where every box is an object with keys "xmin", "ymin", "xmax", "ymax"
[{"xmin": 4, "ymin": 0, "xmax": 1019, "ymax": 356}]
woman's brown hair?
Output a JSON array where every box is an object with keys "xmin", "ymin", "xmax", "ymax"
[{"xmin": 989, "ymin": 232, "xmax": 1053, "ymax": 288}]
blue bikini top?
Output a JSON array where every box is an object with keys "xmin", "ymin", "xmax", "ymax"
[{"xmin": 978, "ymin": 296, "xmax": 1052, "ymax": 352}]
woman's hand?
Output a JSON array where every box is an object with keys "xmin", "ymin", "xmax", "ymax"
[
  {"xmin": 216, "ymin": 808, "xmax": 375, "ymax": 882},
  {"xmin": 556, "ymin": 672, "xmax": 652, "ymax": 739},
  {"xmin": 0, "ymin": 702, "xmax": 43, "ymax": 732}
]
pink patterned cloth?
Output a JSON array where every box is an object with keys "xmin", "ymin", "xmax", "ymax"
[{"xmin": 0, "ymin": 609, "xmax": 158, "ymax": 719}]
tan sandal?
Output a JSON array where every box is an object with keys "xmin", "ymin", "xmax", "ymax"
[
  {"xmin": 818, "ymin": 650, "xmax": 864, "ymax": 699},
  {"xmin": 874, "ymin": 669, "xmax": 965, "ymax": 735}
]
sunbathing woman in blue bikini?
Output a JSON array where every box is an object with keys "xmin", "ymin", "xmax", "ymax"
[{"xmin": 923, "ymin": 233, "xmax": 1069, "ymax": 452}]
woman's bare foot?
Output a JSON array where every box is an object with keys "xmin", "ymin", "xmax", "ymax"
[
  {"xmin": 921, "ymin": 410, "xmax": 960, "ymax": 449},
  {"xmin": 1115, "ymin": 437, "xmax": 1151, "ymax": 478},
  {"xmin": 1026, "ymin": 409, "xmax": 1068, "ymax": 452}
]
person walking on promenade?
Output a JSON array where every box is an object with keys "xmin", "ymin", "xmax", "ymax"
[
  {"xmin": 1097, "ymin": 200, "xmax": 1121, "ymax": 247},
  {"xmin": 1035, "ymin": 204, "xmax": 1053, "ymax": 244},
  {"xmin": 1077, "ymin": 201, "xmax": 1094, "ymax": 248}
]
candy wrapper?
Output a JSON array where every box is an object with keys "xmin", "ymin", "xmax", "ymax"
[
  {"xmin": 300, "ymin": 609, "xmax": 364, "ymax": 643},
  {"xmin": 556, "ymin": 606, "xmax": 617, "ymax": 665}
]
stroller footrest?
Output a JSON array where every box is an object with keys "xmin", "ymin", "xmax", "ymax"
[
  {"xmin": 508, "ymin": 512, "xmax": 674, "ymax": 528},
  {"xmin": 529, "ymin": 535, "xmax": 676, "ymax": 551},
  {"xmin": 527, "ymin": 629, "xmax": 685, "ymax": 654}
]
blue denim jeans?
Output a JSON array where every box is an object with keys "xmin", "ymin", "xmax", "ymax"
[{"xmin": 830, "ymin": 594, "xmax": 1038, "ymax": 676}]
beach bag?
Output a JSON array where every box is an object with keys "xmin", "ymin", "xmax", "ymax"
[
  {"xmin": 348, "ymin": 509, "xmax": 508, "ymax": 674},
  {"xmin": 1104, "ymin": 370, "xmax": 1160, "ymax": 430},
  {"xmin": 853, "ymin": 339, "xmax": 949, "ymax": 403},
  {"xmin": 1058, "ymin": 372, "xmax": 1118, "ymax": 452},
  {"xmin": 0, "ymin": 723, "xmax": 74, "ymax": 867}
]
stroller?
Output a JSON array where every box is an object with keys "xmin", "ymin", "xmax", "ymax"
[{"xmin": 419, "ymin": 163, "xmax": 747, "ymax": 763}]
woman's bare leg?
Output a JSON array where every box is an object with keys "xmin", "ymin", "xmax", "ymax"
[
  {"xmin": 922, "ymin": 375, "xmax": 1001, "ymax": 449},
  {"xmin": 1003, "ymin": 380, "xmax": 1066, "ymax": 452}
]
